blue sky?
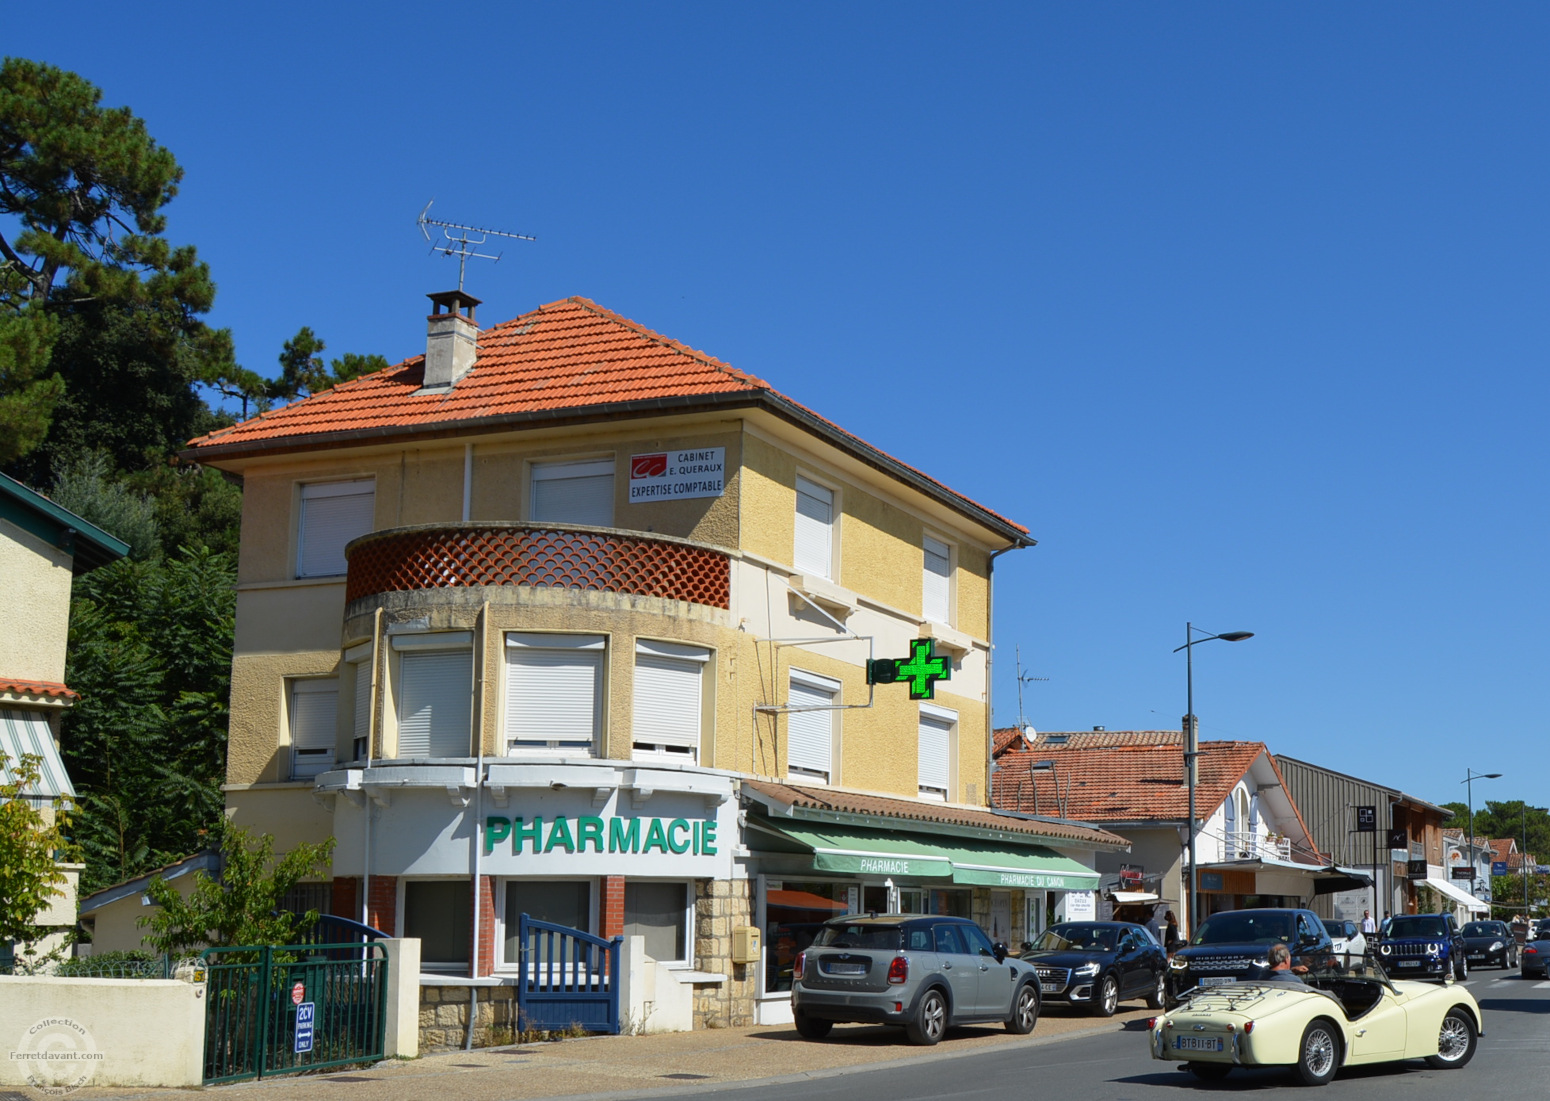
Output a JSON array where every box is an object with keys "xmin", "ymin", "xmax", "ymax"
[{"xmin": 10, "ymin": 3, "xmax": 1547, "ymax": 806}]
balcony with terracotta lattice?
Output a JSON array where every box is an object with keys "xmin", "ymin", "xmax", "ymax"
[{"xmin": 344, "ymin": 525, "xmax": 730, "ymax": 609}]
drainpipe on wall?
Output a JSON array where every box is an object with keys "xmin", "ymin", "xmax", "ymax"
[
  {"xmin": 466, "ymin": 600, "xmax": 489, "ymax": 1050},
  {"xmin": 362, "ymin": 607, "xmax": 383, "ymax": 928}
]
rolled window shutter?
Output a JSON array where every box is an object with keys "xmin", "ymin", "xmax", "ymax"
[
  {"xmin": 793, "ymin": 476, "xmax": 833, "ymax": 578},
  {"xmin": 398, "ymin": 650, "xmax": 472, "ymax": 757},
  {"xmin": 786, "ymin": 675, "xmax": 834, "ymax": 776},
  {"xmin": 505, "ymin": 645, "xmax": 603, "ymax": 752},
  {"xmin": 298, "ymin": 482, "xmax": 375, "ymax": 578},
  {"xmin": 353, "ymin": 661, "xmax": 371, "ymax": 747},
  {"xmin": 917, "ymin": 712, "xmax": 951, "ymax": 796},
  {"xmin": 289, "ymin": 679, "xmax": 339, "ymax": 780},
  {"xmin": 923, "ymin": 536, "xmax": 951, "ymax": 624},
  {"xmin": 632, "ymin": 653, "xmax": 704, "ymax": 751},
  {"xmin": 531, "ymin": 461, "xmax": 614, "ymax": 526}
]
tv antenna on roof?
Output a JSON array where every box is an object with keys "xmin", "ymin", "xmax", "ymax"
[
  {"xmin": 1014, "ymin": 646, "xmax": 1049, "ymax": 733},
  {"xmin": 417, "ymin": 201, "xmax": 535, "ymax": 291}
]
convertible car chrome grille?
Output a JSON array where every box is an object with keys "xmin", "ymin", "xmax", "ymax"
[
  {"xmin": 1033, "ymin": 966, "xmax": 1071, "ymax": 992},
  {"xmin": 1187, "ymin": 956, "xmax": 1262, "ymax": 973}
]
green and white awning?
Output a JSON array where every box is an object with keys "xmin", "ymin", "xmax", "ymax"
[
  {"xmin": 748, "ymin": 820, "xmax": 1098, "ymax": 890},
  {"xmin": 0, "ymin": 709, "xmax": 74, "ymax": 800}
]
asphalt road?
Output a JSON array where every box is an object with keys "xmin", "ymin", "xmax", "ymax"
[{"xmin": 643, "ymin": 971, "xmax": 1550, "ymax": 1101}]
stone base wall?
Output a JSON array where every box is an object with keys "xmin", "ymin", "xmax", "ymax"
[
  {"xmin": 690, "ymin": 878, "xmax": 757, "ymax": 1029},
  {"xmin": 419, "ymin": 984, "xmax": 519, "ymax": 1051}
]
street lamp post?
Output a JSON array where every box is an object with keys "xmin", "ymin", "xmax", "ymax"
[
  {"xmin": 1462, "ymin": 768, "xmax": 1501, "ymax": 905},
  {"xmin": 1174, "ymin": 623, "xmax": 1254, "ymax": 937}
]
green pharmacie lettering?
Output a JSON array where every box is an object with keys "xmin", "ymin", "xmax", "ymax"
[{"xmin": 485, "ymin": 814, "xmax": 718, "ymax": 857}]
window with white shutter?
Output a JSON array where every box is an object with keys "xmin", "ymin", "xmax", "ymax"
[
  {"xmin": 530, "ymin": 459, "xmax": 615, "ymax": 527},
  {"xmin": 793, "ymin": 476, "xmax": 834, "ymax": 579},
  {"xmin": 918, "ymin": 705, "xmax": 956, "ymax": 801},
  {"xmin": 504, "ymin": 634, "xmax": 605, "ymax": 756},
  {"xmin": 787, "ymin": 670, "xmax": 838, "ymax": 782},
  {"xmin": 352, "ymin": 659, "xmax": 372, "ymax": 760},
  {"xmin": 923, "ymin": 535, "xmax": 952, "ymax": 625},
  {"xmin": 632, "ymin": 641, "xmax": 709, "ymax": 762},
  {"xmin": 297, "ymin": 480, "xmax": 375, "ymax": 578},
  {"xmin": 393, "ymin": 635, "xmax": 473, "ymax": 758},
  {"xmin": 288, "ymin": 678, "xmax": 338, "ymax": 779}
]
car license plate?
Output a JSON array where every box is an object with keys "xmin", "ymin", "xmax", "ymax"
[
  {"xmin": 1468, "ymin": 954, "xmax": 1484, "ymax": 960},
  {"xmin": 1398, "ymin": 960, "xmax": 1421, "ymax": 968},
  {"xmin": 1198, "ymin": 976, "xmax": 1234, "ymax": 987},
  {"xmin": 1038, "ymin": 980, "xmax": 1058, "ymax": 992},
  {"xmin": 1174, "ymin": 1036, "xmax": 1224, "ymax": 1052},
  {"xmin": 825, "ymin": 962, "xmax": 867, "ymax": 975}
]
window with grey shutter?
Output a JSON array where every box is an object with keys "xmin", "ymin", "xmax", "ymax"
[
  {"xmin": 352, "ymin": 660, "xmax": 372, "ymax": 760},
  {"xmin": 530, "ymin": 459, "xmax": 615, "ymax": 527},
  {"xmin": 632, "ymin": 641, "xmax": 708, "ymax": 762},
  {"xmin": 624, "ymin": 881, "xmax": 688, "ymax": 963},
  {"xmin": 923, "ymin": 535, "xmax": 951, "ymax": 624},
  {"xmin": 394, "ymin": 637, "xmax": 472, "ymax": 758},
  {"xmin": 793, "ymin": 476, "xmax": 834, "ymax": 579},
  {"xmin": 505, "ymin": 634, "xmax": 605, "ymax": 756},
  {"xmin": 289, "ymin": 678, "xmax": 339, "ymax": 780},
  {"xmin": 787, "ymin": 671, "xmax": 838, "ymax": 781},
  {"xmin": 297, "ymin": 480, "xmax": 375, "ymax": 578},
  {"xmin": 918, "ymin": 706, "xmax": 954, "ymax": 801}
]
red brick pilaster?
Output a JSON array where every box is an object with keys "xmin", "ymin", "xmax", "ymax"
[
  {"xmin": 473, "ymin": 876, "xmax": 496, "ymax": 977},
  {"xmin": 600, "ymin": 876, "xmax": 626, "ymax": 939},
  {"xmin": 366, "ymin": 875, "xmax": 397, "ymax": 935},
  {"xmin": 331, "ymin": 877, "xmax": 360, "ymax": 921}
]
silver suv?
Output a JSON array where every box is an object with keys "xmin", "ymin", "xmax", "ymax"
[{"xmin": 791, "ymin": 914, "xmax": 1042, "ymax": 1045}]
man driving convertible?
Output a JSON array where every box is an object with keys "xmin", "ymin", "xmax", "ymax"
[{"xmin": 1261, "ymin": 942, "xmax": 1310, "ymax": 984}]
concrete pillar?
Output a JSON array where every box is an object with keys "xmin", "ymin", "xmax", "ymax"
[{"xmin": 381, "ymin": 937, "xmax": 421, "ymax": 1059}]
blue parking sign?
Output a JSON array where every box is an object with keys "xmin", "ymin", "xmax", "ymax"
[
  {"xmin": 295, "ymin": 1001, "xmax": 315, "ymax": 1054},
  {"xmin": 1493, "ymin": 860, "xmax": 1509, "ymax": 876}
]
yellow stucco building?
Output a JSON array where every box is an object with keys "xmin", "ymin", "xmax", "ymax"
[{"xmin": 186, "ymin": 292, "xmax": 1125, "ymax": 1035}]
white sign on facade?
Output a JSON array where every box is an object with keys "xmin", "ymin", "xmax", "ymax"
[
  {"xmin": 629, "ymin": 448, "xmax": 726, "ymax": 502},
  {"xmin": 1061, "ymin": 890, "xmax": 1096, "ymax": 921}
]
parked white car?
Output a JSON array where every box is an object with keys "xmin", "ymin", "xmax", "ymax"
[{"xmin": 1323, "ymin": 919, "xmax": 1367, "ymax": 961}]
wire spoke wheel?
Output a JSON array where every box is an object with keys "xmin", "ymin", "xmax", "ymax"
[
  {"xmin": 1427, "ymin": 1010, "xmax": 1477, "ymax": 1068},
  {"xmin": 1295, "ymin": 1020, "xmax": 1340, "ymax": 1086}
]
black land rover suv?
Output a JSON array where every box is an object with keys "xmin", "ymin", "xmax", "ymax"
[{"xmin": 1166, "ymin": 908, "xmax": 1334, "ymax": 1005}]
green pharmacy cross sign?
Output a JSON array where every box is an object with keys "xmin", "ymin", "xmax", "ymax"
[{"xmin": 867, "ymin": 638, "xmax": 952, "ymax": 700}]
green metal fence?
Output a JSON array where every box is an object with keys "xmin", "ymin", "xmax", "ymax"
[{"xmin": 201, "ymin": 943, "xmax": 387, "ymax": 1084}]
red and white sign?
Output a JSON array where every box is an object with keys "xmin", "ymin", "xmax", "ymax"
[
  {"xmin": 629, "ymin": 447, "xmax": 725, "ymax": 502},
  {"xmin": 291, "ymin": 981, "xmax": 306, "ymax": 1006}
]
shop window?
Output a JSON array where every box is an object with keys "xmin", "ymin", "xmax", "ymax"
[
  {"xmin": 501, "ymin": 880, "xmax": 592, "ymax": 967},
  {"xmin": 297, "ymin": 479, "xmax": 374, "ymax": 578},
  {"xmin": 793, "ymin": 475, "xmax": 834, "ymax": 579},
  {"xmin": 632, "ymin": 641, "xmax": 709, "ymax": 763},
  {"xmin": 530, "ymin": 459, "xmax": 614, "ymax": 527},
  {"xmin": 287, "ymin": 677, "xmax": 338, "ymax": 780},
  {"xmin": 930, "ymin": 888, "xmax": 971, "ymax": 919},
  {"xmin": 787, "ymin": 670, "xmax": 838, "ymax": 782},
  {"xmin": 764, "ymin": 880, "xmax": 851, "ymax": 993},
  {"xmin": 504, "ymin": 634, "xmax": 605, "ymax": 756},
  {"xmin": 624, "ymin": 882, "xmax": 689, "ymax": 964},
  {"xmin": 404, "ymin": 880, "xmax": 471, "ymax": 971},
  {"xmin": 922, "ymin": 534, "xmax": 951, "ymax": 624},
  {"xmin": 917, "ymin": 704, "xmax": 955, "ymax": 801},
  {"xmin": 392, "ymin": 634, "xmax": 473, "ymax": 758}
]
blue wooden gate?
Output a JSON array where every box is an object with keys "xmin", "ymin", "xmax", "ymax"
[{"xmin": 515, "ymin": 914, "xmax": 622, "ymax": 1034}]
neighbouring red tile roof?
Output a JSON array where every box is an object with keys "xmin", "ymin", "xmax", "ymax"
[
  {"xmin": 0, "ymin": 679, "xmax": 78, "ymax": 703},
  {"xmin": 185, "ymin": 297, "xmax": 1028, "ymax": 539},
  {"xmin": 992, "ymin": 740, "xmax": 1265, "ymax": 824},
  {"xmin": 992, "ymin": 727, "xmax": 1032, "ymax": 756},
  {"xmin": 1033, "ymin": 730, "xmax": 1182, "ymax": 750},
  {"xmin": 742, "ymin": 779, "xmax": 1129, "ymax": 849},
  {"xmin": 1487, "ymin": 838, "xmax": 1517, "ymax": 862}
]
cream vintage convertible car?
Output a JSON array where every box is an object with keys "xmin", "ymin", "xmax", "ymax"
[{"xmin": 1147, "ymin": 958, "xmax": 1480, "ymax": 1086}]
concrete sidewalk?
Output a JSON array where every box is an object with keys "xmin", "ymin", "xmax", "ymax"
[{"xmin": 69, "ymin": 1005, "xmax": 1154, "ymax": 1101}]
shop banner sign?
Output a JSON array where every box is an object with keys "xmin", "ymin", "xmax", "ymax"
[
  {"xmin": 953, "ymin": 868, "xmax": 1100, "ymax": 890},
  {"xmin": 810, "ymin": 850, "xmax": 953, "ymax": 878},
  {"xmin": 629, "ymin": 448, "xmax": 726, "ymax": 502}
]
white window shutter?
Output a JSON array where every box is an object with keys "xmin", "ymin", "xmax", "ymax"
[
  {"xmin": 786, "ymin": 674, "xmax": 836, "ymax": 778},
  {"xmin": 289, "ymin": 679, "xmax": 339, "ymax": 779},
  {"xmin": 793, "ymin": 476, "xmax": 833, "ymax": 579},
  {"xmin": 353, "ymin": 661, "xmax": 372, "ymax": 749},
  {"xmin": 918, "ymin": 712, "xmax": 952, "ymax": 798},
  {"xmin": 923, "ymin": 536, "xmax": 951, "ymax": 624},
  {"xmin": 505, "ymin": 640, "xmax": 604, "ymax": 754},
  {"xmin": 632, "ymin": 651, "xmax": 705, "ymax": 752},
  {"xmin": 298, "ymin": 481, "xmax": 375, "ymax": 578},
  {"xmin": 397, "ymin": 650, "xmax": 472, "ymax": 757},
  {"xmin": 531, "ymin": 460, "xmax": 615, "ymax": 526}
]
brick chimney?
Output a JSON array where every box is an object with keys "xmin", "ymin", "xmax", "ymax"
[{"xmin": 423, "ymin": 290, "xmax": 480, "ymax": 388}]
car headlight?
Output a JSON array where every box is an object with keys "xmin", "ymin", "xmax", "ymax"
[
  {"xmin": 1378, "ymin": 943, "xmax": 1392, "ymax": 956},
  {"xmin": 1073, "ymin": 962, "xmax": 1101, "ymax": 978},
  {"xmin": 1170, "ymin": 956, "xmax": 1190, "ymax": 971},
  {"xmin": 1492, "ymin": 941, "xmax": 1504, "ymax": 951},
  {"xmin": 1426, "ymin": 942, "xmax": 1441, "ymax": 956}
]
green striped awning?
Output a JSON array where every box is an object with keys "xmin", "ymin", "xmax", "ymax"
[
  {"xmin": 0, "ymin": 709, "xmax": 74, "ymax": 800},
  {"xmin": 937, "ymin": 837, "xmax": 1099, "ymax": 890}
]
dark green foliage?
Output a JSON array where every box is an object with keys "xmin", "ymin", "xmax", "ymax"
[
  {"xmin": 214, "ymin": 327, "xmax": 389, "ymax": 417},
  {"xmin": 0, "ymin": 753, "xmax": 77, "ymax": 950},
  {"xmin": 1440, "ymin": 800, "xmax": 1550, "ymax": 858},
  {"xmin": 62, "ymin": 547, "xmax": 235, "ymax": 894}
]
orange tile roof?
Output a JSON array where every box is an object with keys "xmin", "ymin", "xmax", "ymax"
[
  {"xmin": 742, "ymin": 779, "xmax": 1129, "ymax": 849},
  {"xmin": 186, "ymin": 297, "xmax": 1029, "ymax": 540},
  {"xmin": 992, "ymin": 727, "xmax": 1032, "ymax": 756},
  {"xmin": 992, "ymin": 740, "xmax": 1265, "ymax": 824},
  {"xmin": 1033, "ymin": 730, "xmax": 1183, "ymax": 750},
  {"xmin": 0, "ymin": 679, "xmax": 78, "ymax": 703}
]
